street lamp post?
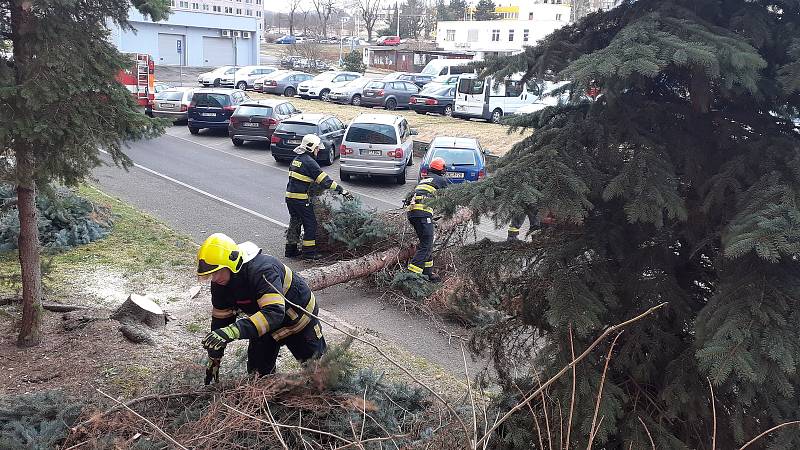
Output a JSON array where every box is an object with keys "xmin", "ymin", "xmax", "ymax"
[{"xmin": 338, "ymin": 17, "xmax": 349, "ymax": 65}]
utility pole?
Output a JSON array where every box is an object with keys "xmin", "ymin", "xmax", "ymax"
[{"xmin": 396, "ymin": 0, "xmax": 400, "ymax": 37}]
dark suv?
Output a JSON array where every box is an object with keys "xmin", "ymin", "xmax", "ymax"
[
  {"xmin": 187, "ymin": 89, "xmax": 250, "ymax": 134},
  {"xmin": 270, "ymin": 114, "xmax": 346, "ymax": 165},
  {"xmin": 228, "ymin": 99, "xmax": 301, "ymax": 147}
]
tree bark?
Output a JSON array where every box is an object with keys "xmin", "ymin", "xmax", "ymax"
[
  {"xmin": 300, "ymin": 208, "xmax": 473, "ymax": 291},
  {"xmin": 111, "ymin": 294, "xmax": 167, "ymax": 329},
  {"xmin": 15, "ymin": 154, "xmax": 43, "ymax": 347},
  {"xmin": 12, "ymin": 0, "xmax": 43, "ymax": 347}
]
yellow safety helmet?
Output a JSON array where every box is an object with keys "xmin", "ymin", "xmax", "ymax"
[{"xmin": 197, "ymin": 233, "xmax": 243, "ymax": 275}]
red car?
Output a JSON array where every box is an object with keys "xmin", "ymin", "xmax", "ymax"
[{"xmin": 377, "ymin": 35, "xmax": 401, "ymax": 46}]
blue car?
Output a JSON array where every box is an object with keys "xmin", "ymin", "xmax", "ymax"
[
  {"xmin": 418, "ymin": 136, "xmax": 487, "ymax": 183},
  {"xmin": 187, "ymin": 88, "xmax": 250, "ymax": 134},
  {"xmin": 275, "ymin": 35, "xmax": 297, "ymax": 44}
]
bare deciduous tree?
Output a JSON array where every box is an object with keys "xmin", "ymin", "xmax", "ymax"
[
  {"xmin": 289, "ymin": 0, "xmax": 302, "ymax": 36},
  {"xmin": 311, "ymin": 0, "xmax": 336, "ymax": 38},
  {"xmin": 357, "ymin": 0, "xmax": 383, "ymax": 42}
]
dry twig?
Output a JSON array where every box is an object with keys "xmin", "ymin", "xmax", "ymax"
[
  {"xmin": 708, "ymin": 378, "xmax": 716, "ymax": 450},
  {"xmin": 587, "ymin": 332, "xmax": 622, "ymax": 450},
  {"xmin": 95, "ymin": 388, "xmax": 188, "ymax": 450},
  {"xmin": 738, "ymin": 421, "xmax": 800, "ymax": 450}
]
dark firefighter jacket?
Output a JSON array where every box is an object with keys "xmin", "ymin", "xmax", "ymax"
[
  {"xmin": 404, "ymin": 173, "xmax": 449, "ymax": 217},
  {"xmin": 285, "ymin": 152, "xmax": 343, "ymax": 200}
]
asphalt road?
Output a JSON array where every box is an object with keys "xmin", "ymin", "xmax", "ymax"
[{"xmin": 92, "ymin": 123, "xmax": 493, "ymax": 375}]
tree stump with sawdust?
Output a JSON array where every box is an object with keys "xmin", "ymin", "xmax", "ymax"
[{"xmin": 110, "ymin": 294, "xmax": 166, "ymax": 329}]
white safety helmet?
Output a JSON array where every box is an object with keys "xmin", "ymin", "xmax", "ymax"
[{"xmin": 293, "ymin": 134, "xmax": 322, "ymax": 155}]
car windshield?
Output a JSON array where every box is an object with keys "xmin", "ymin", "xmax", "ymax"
[
  {"xmin": 431, "ymin": 148, "xmax": 477, "ymax": 166},
  {"xmin": 277, "ymin": 122, "xmax": 318, "ymax": 135},
  {"xmin": 345, "ymin": 123, "xmax": 397, "ymax": 144},
  {"xmin": 366, "ymin": 81, "xmax": 385, "ymax": 89},
  {"xmin": 312, "ymin": 72, "xmax": 337, "ymax": 82},
  {"xmin": 156, "ymin": 91, "xmax": 184, "ymax": 101},
  {"xmin": 212, "ymin": 66, "xmax": 232, "ymax": 74},
  {"xmin": 193, "ymin": 93, "xmax": 229, "ymax": 107},
  {"xmin": 421, "ymin": 85, "xmax": 452, "ymax": 96},
  {"xmin": 236, "ymin": 105, "xmax": 273, "ymax": 116}
]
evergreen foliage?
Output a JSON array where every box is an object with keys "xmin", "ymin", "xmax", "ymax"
[
  {"xmin": 473, "ymin": 0, "xmax": 497, "ymax": 21},
  {"xmin": 445, "ymin": 0, "xmax": 800, "ymax": 447},
  {"xmin": 321, "ymin": 196, "xmax": 396, "ymax": 251},
  {"xmin": 0, "ymin": 390, "xmax": 83, "ymax": 450},
  {"xmin": 0, "ymin": 185, "xmax": 113, "ymax": 251},
  {"xmin": 341, "ymin": 50, "xmax": 366, "ymax": 73}
]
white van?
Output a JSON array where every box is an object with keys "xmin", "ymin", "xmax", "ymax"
[
  {"xmin": 452, "ymin": 74, "xmax": 538, "ymax": 123},
  {"xmin": 421, "ymin": 58, "xmax": 476, "ymax": 77}
]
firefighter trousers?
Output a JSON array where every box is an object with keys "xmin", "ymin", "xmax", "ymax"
[
  {"xmin": 507, "ymin": 208, "xmax": 539, "ymax": 241},
  {"xmin": 286, "ymin": 199, "xmax": 317, "ymax": 256},
  {"xmin": 407, "ymin": 214, "xmax": 434, "ymax": 276},
  {"xmin": 247, "ymin": 321, "xmax": 326, "ymax": 376}
]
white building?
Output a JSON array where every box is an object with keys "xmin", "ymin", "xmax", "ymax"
[
  {"xmin": 109, "ymin": 4, "xmax": 263, "ymax": 67},
  {"xmin": 437, "ymin": 1, "xmax": 571, "ymax": 60}
]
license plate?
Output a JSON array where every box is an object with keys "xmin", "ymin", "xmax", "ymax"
[
  {"xmin": 288, "ymin": 139, "xmax": 301, "ymax": 145},
  {"xmin": 446, "ymin": 172, "xmax": 465, "ymax": 178},
  {"xmin": 160, "ymin": 103, "xmax": 175, "ymax": 109},
  {"xmin": 365, "ymin": 92, "xmax": 374, "ymax": 96},
  {"xmin": 242, "ymin": 122, "xmax": 259, "ymax": 127},
  {"xmin": 369, "ymin": 150, "xmax": 381, "ymax": 156},
  {"xmin": 416, "ymin": 99, "xmax": 426, "ymax": 104},
  {"xmin": 201, "ymin": 112, "xmax": 216, "ymax": 117}
]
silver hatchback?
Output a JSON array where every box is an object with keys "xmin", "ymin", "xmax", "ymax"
[
  {"xmin": 150, "ymin": 87, "xmax": 196, "ymax": 123},
  {"xmin": 339, "ymin": 114, "xmax": 416, "ymax": 185}
]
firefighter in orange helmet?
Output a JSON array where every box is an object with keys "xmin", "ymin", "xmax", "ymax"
[{"xmin": 403, "ymin": 157, "xmax": 449, "ymax": 282}]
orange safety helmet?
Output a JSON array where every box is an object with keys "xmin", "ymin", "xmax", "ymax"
[{"xmin": 429, "ymin": 157, "xmax": 446, "ymax": 173}]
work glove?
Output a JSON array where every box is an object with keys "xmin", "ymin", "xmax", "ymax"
[
  {"xmin": 202, "ymin": 324, "xmax": 240, "ymax": 351},
  {"xmin": 341, "ymin": 189, "xmax": 354, "ymax": 201},
  {"xmin": 205, "ymin": 357, "xmax": 221, "ymax": 385}
]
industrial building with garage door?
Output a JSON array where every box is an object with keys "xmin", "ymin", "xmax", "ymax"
[{"xmin": 109, "ymin": 6, "xmax": 260, "ymax": 67}]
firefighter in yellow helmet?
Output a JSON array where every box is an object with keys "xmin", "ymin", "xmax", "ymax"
[{"xmin": 197, "ymin": 233, "xmax": 325, "ymax": 383}]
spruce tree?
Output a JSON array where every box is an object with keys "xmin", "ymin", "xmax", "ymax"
[
  {"xmin": 444, "ymin": 0, "xmax": 800, "ymax": 447},
  {"xmin": 1, "ymin": 0, "xmax": 169, "ymax": 346},
  {"xmin": 473, "ymin": 0, "xmax": 497, "ymax": 21}
]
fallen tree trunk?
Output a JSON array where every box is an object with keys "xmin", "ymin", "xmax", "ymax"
[{"xmin": 300, "ymin": 208, "xmax": 473, "ymax": 291}]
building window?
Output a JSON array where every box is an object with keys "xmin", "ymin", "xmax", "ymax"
[
  {"xmin": 246, "ymin": 9, "xmax": 252, "ymax": 15},
  {"xmin": 236, "ymin": 8, "xmax": 242, "ymax": 14},
  {"xmin": 178, "ymin": 1, "xmax": 188, "ymax": 7},
  {"xmin": 523, "ymin": 29, "xmax": 529, "ymax": 42},
  {"xmin": 256, "ymin": 0, "xmax": 261, "ymax": 4},
  {"xmin": 467, "ymin": 29, "xmax": 478, "ymax": 42},
  {"xmin": 256, "ymin": 10, "xmax": 261, "ymax": 16},
  {"xmin": 212, "ymin": 5, "xmax": 220, "ymax": 11},
  {"xmin": 224, "ymin": 6, "xmax": 232, "ymax": 13},
  {"xmin": 556, "ymin": 13, "xmax": 562, "ymax": 20},
  {"xmin": 202, "ymin": 3, "xmax": 208, "ymax": 9},
  {"xmin": 169, "ymin": 0, "xmax": 174, "ymax": 5},
  {"xmin": 508, "ymin": 29, "xmax": 514, "ymax": 41},
  {"xmin": 491, "ymin": 29, "xmax": 500, "ymax": 41},
  {"xmin": 191, "ymin": 2, "xmax": 198, "ymax": 8},
  {"xmin": 528, "ymin": 12, "xmax": 533, "ymax": 20},
  {"xmin": 445, "ymin": 29, "xmax": 455, "ymax": 41}
]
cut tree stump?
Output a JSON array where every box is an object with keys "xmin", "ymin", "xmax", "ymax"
[
  {"xmin": 110, "ymin": 294, "xmax": 166, "ymax": 329},
  {"xmin": 300, "ymin": 208, "xmax": 473, "ymax": 291}
]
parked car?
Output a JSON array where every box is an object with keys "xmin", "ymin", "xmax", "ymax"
[
  {"xmin": 187, "ymin": 88, "xmax": 250, "ymax": 134},
  {"xmin": 145, "ymin": 82, "xmax": 174, "ymax": 116},
  {"xmin": 514, "ymin": 81, "xmax": 572, "ymax": 115},
  {"xmin": 418, "ymin": 137, "xmax": 487, "ymax": 183},
  {"xmin": 327, "ymin": 77, "xmax": 373, "ymax": 106},
  {"xmin": 426, "ymin": 74, "xmax": 461, "ymax": 88},
  {"xmin": 376, "ymin": 35, "xmax": 401, "ymax": 46},
  {"xmin": 339, "ymin": 114, "xmax": 416, "ymax": 184},
  {"xmin": 360, "ymin": 80, "xmax": 420, "ymax": 110},
  {"xmin": 255, "ymin": 71, "xmax": 313, "ymax": 96},
  {"xmin": 228, "ymin": 99, "xmax": 301, "ymax": 147},
  {"xmin": 271, "ymin": 114, "xmax": 345, "ymax": 165},
  {"xmin": 454, "ymin": 73, "xmax": 538, "ymax": 123},
  {"xmin": 383, "ymin": 72, "xmax": 434, "ymax": 88},
  {"xmin": 153, "ymin": 82, "xmax": 172, "ymax": 93},
  {"xmin": 275, "ymin": 35, "xmax": 297, "ymax": 44},
  {"xmin": 222, "ymin": 66, "xmax": 279, "ymax": 90},
  {"xmin": 198, "ymin": 66, "xmax": 236, "ymax": 87},
  {"xmin": 409, "ymin": 84, "xmax": 456, "ymax": 116},
  {"xmin": 293, "ymin": 58, "xmax": 331, "ymax": 71},
  {"xmin": 149, "ymin": 87, "xmax": 196, "ymax": 123},
  {"xmin": 280, "ymin": 55, "xmax": 304, "ymax": 69},
  {"xmin": 297, "ymin": 71, "xmax": 362, "ymax": 100},
  {"xmin": 420, "ymin": 58, "xmax": 475, "ymax": 77}
]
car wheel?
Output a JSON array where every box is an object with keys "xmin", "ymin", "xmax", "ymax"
[
  {"xmin": 340, "ymin": 170, "xmax": 351, "ymax": 181},
  {"xmin": 491, "ymin": 108, "xmax": 503, "ymax": 124},
  {"xmin": 320, "ymin": 89, "xmax": 330, "ymax": 101},
  {"xmin": 189, "ymin": 127, "xmax": 199, "ymax": 135},
  {"xmin": 444, "ymin": 104, "xmax": 453, "ymax": 116},
  {"xmin": 351, "ymin": 94, "xmax": 362, "ymax": 106},
  {"xmin": 236, "ymin": 81, "xmax": 247, "ymax": 90},
  {"xmin": 213, "ymin": 78, "xmax": 221, "ymax": 87},
  {"xmin": 232, "ymin": 138, "xmax": 244, "ymax": 146},
  {"xmin": 395, "ymin": 166, "xmax": 407, "ymax": 185},
  {"xmin": 385, "ymin": 98, "xmax": 397, "ymax": 110},
  {"xmin": 321, "ymin": 147, "xmax": 334, "ymax": 166},
  {"xmin": 284, "ymin": 86, "xmax": 296, "ymax": 97}
]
